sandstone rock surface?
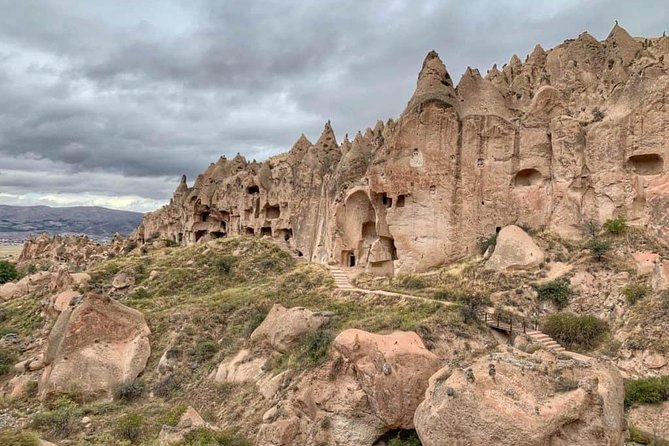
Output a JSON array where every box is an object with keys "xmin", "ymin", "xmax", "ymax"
[
  {"xmin": 39, "ymin": 293, "xmax": 151, "ymax": 401},
  {"xmin": 414, "ymin": 350, "xmax": 625, "ymax": 446},
  {"xmin": 135, "ymin": 25, "xmax": 669, "ymax": 277},
  {"xmin": 485, "ymin": 225, "xmax": 544, "ymax": 271},
  {"xmin": 250, "ymin": 304, "xmax": 330, "ymax": 353}
]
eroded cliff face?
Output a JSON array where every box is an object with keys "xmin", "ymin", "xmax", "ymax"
[{"xmin": 136, "ymin": 25, "xmax": 669, "ymax": 276}]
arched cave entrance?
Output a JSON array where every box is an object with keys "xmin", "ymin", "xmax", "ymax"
[
  {"xmin": 513, "ymin": 168, "xmax": 543, "ymax": 187},
  {"xmin": 627, "ymin": 153, "xmax": 664, "ymax": 175}
]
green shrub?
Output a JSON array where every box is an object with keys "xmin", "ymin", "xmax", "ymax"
[
  {"xmin": 624, "ymin": 375, "xmax": 669, "ymax": 407},
  {"xmin": 123, "ymin": 241, "xmax": 138, "ymax": 255},
  {"xmin": 0, "ymin": 347, "xmax": 17, "ymax": 376},
  {"xmin": 302, "ymin": 330, "xmax": 333, "ymax": 367},
  {"xmin": 0, "ymin": 260, "xmax": 18, "ymax": 284},
  {"xmin": 542, "ymin": 313, "xmax": 608, "ymax": 351},
  {"xmin": 190, "ymin": 339, "xmax": 219, "ymax": 363},
  {"xmin": 217, "ymin": 255, "xmax": 237, "ymax": 274},
  {"xmin": 603, "ymin": 216, "xmax": 627, "ymax": 235},
  {"xmin": 535, "ymin": 280, "xmax": 571, "ymax": 309},
  {"xmin": 458, "ymin": 294, "xmax": 485, "ymax": 324},
  {"xmin": 164, "ymin": 239, "xmax": 178, "ymax": 247},
  {"xmin": 623, "ymin": 283, "xmax": 650, "ymax": 305},
  {"xmin": 398, "ymin": 275, "xmax": 428, "ymax": 290},
  {"xmin": 114, "ymin": 379, "xmax": 145, "ymax": 401},
  {"xmin": 585, "ymin": 238, "xmax": 611, "ymax": 262},
  {"xmin": 114, "ymin": 412, "xmax": 145, "ymax": 443},
  {"xmin": 477, "ymin": 233, "xmax": 497, "ymax": 254},
  {"xmin": 129, "ymin": 287, "xmax": 152, "ymax": 300},
  {"xmin": 177, "ymin": 428, "xmax": 252, "ymax": 446},
  {"xmin": 31, "ymin": 398, "xmax": 78, "ymax": 439},
  {"xmin": 26, "ymin": 380, "xmax": 39, "ymax": 397},
  {"xmin": 0, "ymin": 430, "xmax": 39, "ymax": 446},
  {"xmin": 382, "ymin": 430, "xmax": 422, "ymax": 446}
]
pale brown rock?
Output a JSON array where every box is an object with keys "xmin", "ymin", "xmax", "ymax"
[
  {"xmin": 50, "ymin": 290, "xmax": 80, "ymax": 313},
  {"xmin": 250, "ymin": 304, "xmax": 330, "ymax": 353},
  {"xmin": 39, "ymin": 293, "xmax": 151, "ymax": 401},
  {"xmin": 134, "ymin": 25, "xmax": 669, "ymax": 278},
  {"xmin": 628, "ymin": 401, "xmax": 669, "ymax": 444},
  {"xmin": 212, "ymin": 349, "xmax": 265, "ymax": 384},
  {"xmin": 111, "ymin": 271, "xmax": 134, "ymax": 289},
  {"xmin": 633, "ymin": 251, "xmax": 660, "ymax": 276},
  {"xmin": 333, "ymin": 329, "xmax": 440, "ymax": 429},
  {"xmin": 159, "ymin": 406, "xmax": 214, "ymax": 445},
  {"xmin": 485, "ymin": 225, "xmax": 545, "ymax": 271},
  {"xmin": 414, "ymin": 350, "xmax": 625, "ymax": 446}
]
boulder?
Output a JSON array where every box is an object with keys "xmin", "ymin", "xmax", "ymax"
[
  {"xmin": 50, "ymin": 290, "xmax": 81, "ymax": 313},
  {"xmin": 111, "ymin": 271, "xmax": 134, "ymax": 289},
  {"xmin": 485, "ymin": 225, "xmax": 545, "ymax": 271},
  {"xmin": 39, "ymin": 293, "xmax": 151, "ymax": 401},
  {"xmin": 213, "ymin": 349, "xmax": 265, "ymax": 384},
  {"xmin": 414, "ymin": 350, "xmax": 625, "ymax": 446},
  {"xmin": 250, "ymin": 304, "xmax": 330, "ymax": 353},
  {"xmin": 333, "ymin": 329, "xmax": 440, "ymax": 429},
  {"xmin": 159, "ymin": 406, "xmax": 214, "ymax": 445}
]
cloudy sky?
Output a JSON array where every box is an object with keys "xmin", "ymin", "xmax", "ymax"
[{"xmin": 0, "ymin": 0, "xmax": 666, "ymax": 213}]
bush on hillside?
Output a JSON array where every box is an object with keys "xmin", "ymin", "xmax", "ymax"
[
  {"xmin": 0, "ymin": 347, "xmax": 17, "ymax": 376},
  {"xmin": 535, "ymin": 280, "xmax": 571, "ymax": 309},
  {"xmin": 0, "ymin": 430, "xmax": 39, "ymax": 446},
  {"xmin": 0, "ymin": 260, "xmax": 18, "ymax": 284},
  {"xmin": 624, "ymin": 375, "xmax": 669, "ymax": 407},
  {"xmin": 477, "ymin": 233, "xmax": 497, "ymax": 254},
  {"xmin": 216, "ymin": 255, "xmax": 236, "ymax": 274},
  {"xmin": 190, "ymin": 339, "xmax": 219, "ymax": 363},
  {"xmin": 398, "ymin": 275, "xmax": 428, "ymax": 290},
  {"xmin": 623, "ymin": 283, "xmax": 649, "ymax": 305},
  {"xmin": 603, "ymin": 216, "xmax": 627, "ymax": 235},
  {"xmin": 114, "ymin": 379, "xmax": 145, "ymax": 401},
  {"xmin": 177, "ymin": 428, "xmax": 252, "ymax": 446},
  {"xmin": 585, "ymin": 238, "xmax": 611, "ymax": 262},
  {"xmin": 114, "ymin": 413, "xmax": 145, "ymax": 443},
  {"xmin": 542, "ymin": 313, "xmax": 608, "ymax": 351}
]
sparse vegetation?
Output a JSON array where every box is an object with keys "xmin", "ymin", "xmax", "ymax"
[
  {"xmin": 477, "ymin": 232, "xmax": 498, "ymax": 254},
  {"xmin": 0, "ymin": 347, "xmax": 17, "ymax": 376},
  {"xmin": 129, "ymin": 287, "xmax": 152, "ymax": 300},
  {"xmin": 542, "ymin": 313, "xmax": 608, "ymax": 351},
  {"xmin": 603, "ymin": 215, "xmax": 627, "ymax": 235},
  {"xmin": 114, "ymin": 412, "xmax": 145, "ymax": 443},
  {"xmin": 114, "ymin": 379, "xmax": 145, "ymax": 401},
  {"xmin": 623, "ymin": 283, "xmax": 650, "ymax": 305},
  {"xmin": 0, "ymin": 260, "xmax": 18, "ymax": 284},
  {"xmin": 190, "ymin": 339, "xmax": 219, "ymax": 363},
  {"xmin": 0, "ymin": 430, "xmax": 39, "ymax": 446},
  {"xmin": 30, "ymin": 397, "xmax": 79, "ymax": 440},
  {"xmin": 591, "ymin": 107, "xmax": 605, "ymax": 122},
  {"xmin": 624, "ymin": 375, "xmax": 669, "ymax": 407},
  {"xmin": 585, "ymin": 238, "xmax": 611, "ymax": 262},
  {"xmin": 123, "ymin": 241, "xmax": 138, "ymax": 255},
  {"xmin": 216, "ymin": 255, "xmax": 237, "ymax": 274},
  {"xmin": 535, "ymin": 279, "xmax": 571, "ymax": 309},
  {"xmin": 398, "ymin": 275, "xmax": 428, "ymax": 290},
  {"xmin": 177, "ymin": 428, "xmax": 252, "ymax": 446}
]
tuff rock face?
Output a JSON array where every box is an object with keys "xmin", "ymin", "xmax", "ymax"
[
  {"xmin": 136, "ymin": 25, "xmax": 669, "ymax": 276},
  {"xmin": 414, "ymin": 349, "xmax": 626, "ymax": 446}
]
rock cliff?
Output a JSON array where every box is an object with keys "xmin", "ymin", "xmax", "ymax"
[{"xmin": 136, "ymin": 25, "xmax": 669, "ymax": 277}]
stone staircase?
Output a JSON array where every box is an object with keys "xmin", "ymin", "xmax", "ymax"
[
  {"xmin": 526, "ymin": 329, "xmax": 566, "ymax": 354},
  {"xmin": 329, "ymin": 267, "xmax": 355, "ymax": 290}
]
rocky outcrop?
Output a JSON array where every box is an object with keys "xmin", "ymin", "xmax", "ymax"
[
  {"xmin": 136, "ymin": 25, "xmax": 669, "ymax": 278},
  {"xmin": 628, "ymin": 401, "xmax": 669, "ymax": 444},
  {"xmin": 256, "ymin": 329, "xmax": 440, "ymax": 446},
  {"xmin": 250, "ymin": 304, "xmax": 331, "ymax": 353},
  {"xmin": 18, "ymin": 233, "xmax": 125, "ymax": 269},
  {"xmin": 485, "ymin": 225, "xmax": 545, "ymax": 271},
  {"xmin": 159, "ymin": 406, "xmax": 216, "ymax": 445},
  {"xmin": 333, "ymin": 329, "xmax": 440, "ymax": 429},
  {"xmin": 38, "ymin": 293, "xmax": 151, "ymax": 401},
  {"xmin": 414, "ymin": 349, "xmax": 625, "ymax": 446}
]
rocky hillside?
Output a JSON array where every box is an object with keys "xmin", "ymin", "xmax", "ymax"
[
  {"xmin": 0, "ymin": 219, "xmax": 667, "ymax": 445},
  {"xmin": 0, "ymin": 205, "xmax": 143, "ymax": 241},
  {"xmin": 136, "ymin": 24, "xmax": 669, "ymax": 278}
]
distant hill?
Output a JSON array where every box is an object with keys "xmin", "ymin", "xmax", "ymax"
[{"xmin": 0, "ymin": 205, "xmax": 143, "ymax": 241}]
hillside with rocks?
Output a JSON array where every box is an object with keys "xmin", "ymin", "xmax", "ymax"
[
  {"xmin": 0, "ymin": 205, "xmax": 143, "ymax": 241},
  {"xmin": 0, "ymin": 24, "xmax": 668, "ymax": 446}
]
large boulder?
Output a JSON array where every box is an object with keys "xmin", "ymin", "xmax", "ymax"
[
  {"xmin": 334, "ymin": 329, "xmax": 440, "ymax": 429},
  {"xmin": 212, "ymin": 349, "xmax": 265, "ymax": 384},
  {"xmin": 414, "ymin": 349, "xmax": 625, "ymax": 446},
  {"xmin": 39, "ymin": 293, "xmax": 151, "ymax": 401},
  {"xmin": 256, "ymin": 329, "xmax": 440, "ymax": 446},
  {"xmin": 250, "ymin": 304, "xmax": 331, "ymax": 353},
  {"xmin": 485, "ymin": 225, "xmax": 545, "ymax": 271}
]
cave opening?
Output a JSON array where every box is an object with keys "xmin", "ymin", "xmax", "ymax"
[
  {"xmin": 210, "ymin": 231, "xmax": 225, "ymax": 239},
  {"xmin": 260, "ymin": 227, "xmax": 272, "ymax": 237},
  {"xmin": 265, "ymin": 205, "xmax": 281, "ymax": 219},
  {"xmin": 396, "ymin": 194, "xmax": 406, "ymax": 207},
  {"xmin": 194, "ymin": 230, "xmax": 207, "ymax": 242},
  {"xmin": 627, "ymin": 153, "xmax": 664, "ymax": 175},
  {"xmin": 247, "ymin": 185, "xmax": 260, "ymax": 194},
  {"xmin": 374, "ymin": 429, "xmax": 422, "ymax": 446},
  {"xmin": 245, "ymin": 227, "xmax": 255, "ymax": 236},
  {"xmin": 513, "ymin": 168, "xmax": 543, "ymax": 186}
]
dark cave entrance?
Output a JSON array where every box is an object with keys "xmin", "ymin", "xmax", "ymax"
[{"xmin": 374, "ymin": 429, "xmax": 422, "ymax": 446}]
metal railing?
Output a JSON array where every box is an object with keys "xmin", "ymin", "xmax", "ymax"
[{"xmin": 479, "ymin": 310, "xmax": 538, "ymax": 334}]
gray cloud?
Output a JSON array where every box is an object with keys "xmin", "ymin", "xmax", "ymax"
[{"xmin": 0, "ymin": 0, "xmax": 666, "ymax": 211}]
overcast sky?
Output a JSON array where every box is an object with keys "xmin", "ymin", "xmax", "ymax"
[{"xmin": 0, "ymin": 0, "xmax": 666, "ymax": 213}]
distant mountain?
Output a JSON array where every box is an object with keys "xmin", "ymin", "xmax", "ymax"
[{"xmin": 0, "ymin": 205, "xmax": 143, "ymax": 241}]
